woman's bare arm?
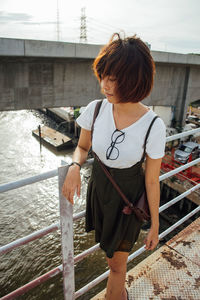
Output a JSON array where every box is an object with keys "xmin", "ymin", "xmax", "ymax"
[
  {"xmin": 72, "ymin": 128, "xmax": 92, "ymax": 165},
  {"xmin": 144, "ymin": 154, "xmax": 162, "ymax": 250},
  {"xmin": 62, "ymin": 128, "xmax": 91, "ymax": 204}
]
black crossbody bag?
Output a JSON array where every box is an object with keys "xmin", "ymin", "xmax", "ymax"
[{"xmin": 91, "ymin": 100, "xmax": 159, "ymax": 222}]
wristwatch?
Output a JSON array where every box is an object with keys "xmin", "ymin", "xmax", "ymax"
[{"xmin": 69, "ymin": 162, "xmax": 81, "ymax": 169}]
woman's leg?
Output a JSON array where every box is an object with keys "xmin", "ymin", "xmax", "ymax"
[{"xmin": 105, "ymin": 251, "xmax": 129, "ymax": 300}]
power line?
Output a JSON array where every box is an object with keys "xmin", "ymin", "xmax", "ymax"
[
  {"xmin": 80, "ymin": 7, "xmax": 87, "ymax": 43},
  {"xmin": 88, "ymin": 17, "xmax": 122, "ymax": 32}
]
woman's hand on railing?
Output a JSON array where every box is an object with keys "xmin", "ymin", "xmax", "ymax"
[
  {"xmin": 62, "ymin": 165, "xmax": 81, "ymax": 204},
  {"xmin": 143, "ymin": 225, "xmax": 159, "ymax": 251}
]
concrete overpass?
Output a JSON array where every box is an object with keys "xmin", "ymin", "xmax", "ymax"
[{"xmin": 0, "ymin": 37, "xmax": 200, "ymax": 127}]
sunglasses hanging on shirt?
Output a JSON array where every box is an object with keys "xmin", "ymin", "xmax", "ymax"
[{"xmin": 106, "ymin": 129, "xmax": 125, "ymax": 160}]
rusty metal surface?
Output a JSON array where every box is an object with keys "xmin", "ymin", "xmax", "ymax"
[
  {"xmin": 125, "ymin": 245, "xmax": 200, "ymax": 300},
  {"xmin": 93, "ymin": 219, "xmax": 200, "ymax": 300},
  {"xmin": 166, "ymin": 217, "xmax": 200, "ymax": 267}
]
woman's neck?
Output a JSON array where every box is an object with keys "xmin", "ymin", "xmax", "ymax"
[
  {"xmin": 113, "ymin": 102, "xmax": 148, "ymax": 116},
  {"xmin": 112, "ymin": 101, "xmax": 150, "ymax": 130}
]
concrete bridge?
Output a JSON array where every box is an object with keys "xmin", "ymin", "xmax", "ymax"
[{"xmin": 0, "ymin": 37, "xmax": 200, "ymax": 127}]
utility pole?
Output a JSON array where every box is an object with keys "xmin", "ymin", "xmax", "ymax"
[
  {"xmin": 80, "ymin": 7, "xmax": 87, "ymax": 43},
  {"xmin": 56, "ymin": 0, "xmax": 60, "ymax": 41}
]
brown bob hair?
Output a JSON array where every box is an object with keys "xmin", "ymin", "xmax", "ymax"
[{"xmin": 93, "ymin": 33, "xmax": 155, "ymax": 103}]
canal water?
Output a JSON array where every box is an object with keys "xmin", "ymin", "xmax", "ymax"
[{"xmin": 0, "ymin": 110, "xmax": 198, "ymax": 300}]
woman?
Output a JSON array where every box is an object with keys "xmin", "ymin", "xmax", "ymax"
[{"xmin": 62, "ymin": 33, "xmax": 166, "ymax": 300}]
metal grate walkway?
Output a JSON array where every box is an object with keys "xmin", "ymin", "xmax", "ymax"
[{"xmin": 92, "ymin": 217, "xmax": 200, "ymax": 300}]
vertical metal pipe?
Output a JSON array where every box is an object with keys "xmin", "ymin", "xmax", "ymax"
[
  {"xmin": 58, "ymin": 166, "xmax": 75, "ymax": 300},
  {"xmin": 179, "ymin": 66, "xmax": 190, "ymax": 127},
  {"xmin": 38, "ymin": 125, "xmax": 42, "ymax": 151}
]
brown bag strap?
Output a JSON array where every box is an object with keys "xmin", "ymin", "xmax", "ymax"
[
  {"xmin": 91, "ymin": 99, "xmax": 134, "ymax": 211},
  {"xmin": 92, "ymin": 152, "xmax": 135, "ymax": 210},
  {"xmin": 91, "ymin": 100, "xmax": 159, "ymax": 163},
  {"xmin": 91, "ymin": 101, "xmax": 159, "ymax": 211}
]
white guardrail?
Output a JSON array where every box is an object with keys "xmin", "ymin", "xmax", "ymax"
[{"xmin": 0, "ymin": 127, "xmax": 200, "ymax": 300}]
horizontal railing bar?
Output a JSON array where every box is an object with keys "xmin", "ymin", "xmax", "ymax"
[
  {"xmin": 0, "ymin": 158, "xmax": 96, "ymax": 194},
  {"xmin": 1, "ymin": 242, "xmax": 100, "ymax": 299},
  {"xmin": 1, "ymin": 127, "xmax": 199, "ymax": 194},
  {"xmin": 0, "ymin": 222, "xmax": 60, "ymax": 256},
  {"xmin": 1, "ymin": 265, "xmax": 63, "ymax": 300},
  {"xmin": 1, "ymin": 127, "xmax": 199, "ymax": 299},
  {"xmin": 159, "ymin": 157, "xmax": 200, "ymax": 181},
  {"xmin": 2, "ymin": 180, "xmax": 198, "ymax": 257},
  {"xmin": 64, "ymin": 129, "xmax": 200, "ymax": 170},
  {"xmin": 159, "ymin": 205, "xmax": 200, "ymax": 239},
  {"xmin": 159, "ymin": 184, "xmax": 200, "ymax": 213},
  {"xmin": 75, "ymin": 206, "xmax": 200, "ymax": 298},
  {"xmin": 2, "ymin": 176, "xmax": 198, "ymax": 257},
  {"xmin": 1, "ymin": 176, "xmax": 199, "ymax": 289},
  {"xmin": 75, "ymin": 269, "xmax": 110, "ymax": 299},
  {"xmin": 127, "ymin": 245, "xmax": 148, "ymax": 263},
  {"xmin": 166, "ymin": 127, "xmax": 200, "ymax": 142},
  {"xmin": 73, "ymin": 184, "xmax": 200, "ymax": 270},
  {"xmin": 1, "ymin": 153, "xmax": 198, "ymax": 195},
  {"xmin": 2, "ymin": 205, "xmax": 199, "ymax": 299},
  {"xmin": 0, "ymin": 169, "xmax": 58, "ymax": 193},
  {"xmin": 128, "ymin": 206, "xmax": 200, "ymax": 263},
  {"xmin": 84, "ymin": 158, "xmax": 95, "ymax": 165},
  {"xmin": 129, "ymin": 207, "xmax": 199, "ymax": 260},
  {"xmin": 171, "ymin": 170, "xmax": 199, "ymax": 185},
  {"xmin": 74, "ymin": 244, "xmax": 100, "ymax": 264},
  {"xmin": 0, "ymin": 211, "xmax": 86, "ymax": 256},
  {"xmin": 73, "ymin": 210, "xmax": 86, "ymax": 221}
]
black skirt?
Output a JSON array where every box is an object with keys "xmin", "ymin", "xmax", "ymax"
[{"xmin": 85, "ymin": 158, "xmax": 144, "ymax": 258}]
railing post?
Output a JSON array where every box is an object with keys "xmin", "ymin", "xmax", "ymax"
[{"xmin": 58, "ymin": 165, "xmax": 75, "ymax": 300}]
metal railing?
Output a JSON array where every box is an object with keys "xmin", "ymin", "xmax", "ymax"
[{"xmin": 0, "ymin": 128, "xmax": 200, "ymax": 299}]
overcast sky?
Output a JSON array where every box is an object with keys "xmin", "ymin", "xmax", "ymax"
[{"xmin": 0, "ymin": 0, "xmax": 199, "ymax": 54}]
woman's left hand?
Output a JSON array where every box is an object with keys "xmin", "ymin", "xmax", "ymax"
[{"xmin": 143, "ymin": 226, "xmax": 159, "ymax": 251}]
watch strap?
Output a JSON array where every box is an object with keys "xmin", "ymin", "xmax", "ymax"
[{"xmin": 69, "ymin": 162, "xmax": 81, "ymax": 169}]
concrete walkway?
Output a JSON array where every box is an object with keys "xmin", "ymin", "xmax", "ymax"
[{"xmin": 92, "ymin": 217, "xmax": 200, "ymax": 300}]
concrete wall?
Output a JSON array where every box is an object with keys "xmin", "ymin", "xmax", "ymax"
[
  {"xmin": 0, "ymin": 37, "xmax": 101, "ymax": 58},
  {"xmin": 145, "ymin": 64, "xmax": 192, "ymax": 127},
  {"xmin": 0, "ymin": 38, "xmax": 200, "ymax": 127},
  {"xmin": 0, "ymin": 57, "xmax": 102, "ymax": 110},
  {"xmin": 150, "ymin": 106, "xmax": 172, "ymax": 127}
]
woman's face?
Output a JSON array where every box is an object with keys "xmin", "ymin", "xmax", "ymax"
[{"xmin": 100, "ymin": 76, "xmax": 119, "ymax": 103}]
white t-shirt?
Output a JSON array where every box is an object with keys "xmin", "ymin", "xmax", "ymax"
[{"xmin": 76, "ymin": 99, "xmax": 166, "ymax": 168}]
